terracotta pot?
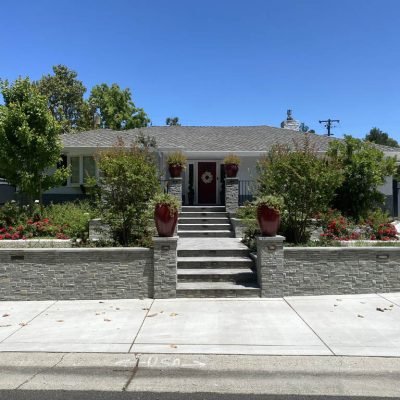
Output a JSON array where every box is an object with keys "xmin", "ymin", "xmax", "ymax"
[
  {"xmin": 225, "ymin": 163, "xmax": 239, "ymax": 178},
  {"xmin": 154, "ymin": 204, "xmax": 178, "ymax": 237},
  {"xmin": 256, "ymin": 205, "xmax": 281, "ymax": 237},
  {"xmin": 169, "ymin": 164, "xmax": 183, "ymax": 178}
]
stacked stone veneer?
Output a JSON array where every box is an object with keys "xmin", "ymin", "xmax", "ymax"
[
  {"xmin": 257, "ymin": 236, "xmax": 400, "ymax": 297},
  {"xmin": 153, "ymin": 237, "xmax": 178, "ymax": 298},
  {"xmin": 225, "ymin": 178, "xmax": 239, "ymax": 215},
  {"xmin": 0, "ymin": 248, "xmax": 153, "ymax": 301},
  {"xmin": 168, "ymin": 178, "xmax": 182, "ymax": 211}
]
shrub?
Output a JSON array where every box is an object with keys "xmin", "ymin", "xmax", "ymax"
[
  {"xmin": 95, "ymin": 138, "xmax": 160, "ymax": 247},
  {"xmin": 319, "ymin": 209, "xmax": 398, "ymax": 242},
  {"xmin": 236, "ymin": 202, "xmax": 256, "ymax": 220},
  {"xmin": 43, "ymin": 201, "xmax": 95, "ymax": 240},
  {"xmin": 327, "ymin": 135, "xmax": 396, "ymax": 221},
  {"xmin": 242, "ymin": 219, "xmax": 259, "ymax": 252},
  {"xmin": 257, "ymin": 137, "xmax": 343, "ymax": 244}
]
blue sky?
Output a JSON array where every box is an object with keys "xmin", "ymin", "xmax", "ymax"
[{"xmin": 2, "ymin": 0, "xmax": 400, "ymax": 140}]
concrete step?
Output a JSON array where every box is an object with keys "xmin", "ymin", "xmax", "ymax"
[
  {"xmin": 178, "ymin": 230, "xmax": 234, "ymax": 238},
  {"xmin": 179, "ymin": 217, "xmax": 230, "ymax": 224},
  {"xmin": 178, "ymin": 248, "xmax": 250, "ymax": 257},
  {"xmin": 177, "ymin": 256, "xmax": 253, "ymax": 269},
  {"xmin": 182, "ymin": 206, "xmax": 226, "ymax": 212},
  {"xmin": 178, "ymin": 224, "xmax": 232, "ymax": 231},
  {"xmin": 178, "ymin": 268, "xmax": 256, "ymax": 283},
  {"xmin": 180, "ymin": 212, "xmax": 228, "ymax": 218},
  {"xmin": 177, "ymin": 282, "xmax": 260, "ymax": 298}
]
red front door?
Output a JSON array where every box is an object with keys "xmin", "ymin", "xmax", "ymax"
[{"xmin": 198, "ymin": 162, "xmax": 217, "ymax": 204}]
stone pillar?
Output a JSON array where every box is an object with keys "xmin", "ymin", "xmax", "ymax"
[
  {"xmin": 168, "ymin": 178, "xmax": 182, "ymax": 211},
  {"xmin": 225, "ymin": 177, "xmax": 239, "ymax": 215},
  {"xmin": 256, "ymin": 235, "xmax": 285, "ymax": 298},
  {"xmin": 152, "ymin": 236, "xmax": 178, "ymax": 299}
]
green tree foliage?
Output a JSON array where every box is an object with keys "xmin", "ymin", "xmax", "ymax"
[
  {"xmin": 37, "ymin": 65, "xmax": 91, "ymax": 133},
  {"xmin": 166, "ymin": 117, "xmax": 180, "ymax": 126},
  {"xmin": 299, "ymin": 122, "xmax": 315, "ymax": 133},
  {"xmin": 327, "ymin": 135, "xmax": 397, "ymax": 221},
  {"xmin": 257, "ymin": 137, "xmax": 343, "ymax": 243},
  {"xmin": 0, "ymin": 78, "xmax": 69, "ymax": 206},
  {"xmin": 365, "ymin": 127, "xmax": 399, "ymax": 148},
  {"xmin": 95, "ymin": 137, "xmax": 160, "ymax": 246},
  {"xmin": 89, "ymin": 83, "xmax": 150, "ymax": 130}
]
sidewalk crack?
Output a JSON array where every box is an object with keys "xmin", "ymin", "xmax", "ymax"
[
  {"xmin": 122, "ymin": 353, "xmax": 140, "ymax": 392},
  {"xmin": 1, "ymin": 300, "xmax": 58, "ymax": 344},
  {"xmin": 283, "ymin": 297, "xmax": 336, "ymax": 356},
  {"xmin": 16, "ymin": 353, "xmax": 66, "ymax": 390},
  {"xmin": 128, "ymin": 299, "xmax": 154, "ymax": 353}
]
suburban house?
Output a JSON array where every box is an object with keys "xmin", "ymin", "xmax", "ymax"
[
  {"xmin": 47, "ymin": 122, "xmax": 400, "ymax": 215},
  {"xmin": 1, "ymin": 111, "xmax": 399, "ymax": 214}
]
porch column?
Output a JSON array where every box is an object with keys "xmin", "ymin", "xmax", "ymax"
[
  {"xmin": 225, "ymin": 177, "xmax": 239, "ymax": 215},
  {"xmin": 168, "ymin": 177, "xmax": 182, "ymax": 211},
  {"xmin": 256, "ymin": 235, "xmax": 285, "ymax": 298},
  {"xmin": 153, "ymin": 236, "xmax": 178, "ymax": 298}
]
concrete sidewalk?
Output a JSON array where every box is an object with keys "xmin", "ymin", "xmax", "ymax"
[{"xmin": 0, "ymin": 293, "xmax": 400, "ymax": 356}]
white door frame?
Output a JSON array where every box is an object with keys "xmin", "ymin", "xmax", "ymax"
[{"xmin": 192, "ymin": 160, "xmax": 222, "ymax": 205}]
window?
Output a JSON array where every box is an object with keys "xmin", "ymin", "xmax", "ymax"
[
  {"xmin": 69, "ymin": 155, "xmax": 97, "ymax": 186},
  {"xmin": 70, "ymin": 157, "xmax": 80, "ymax": 184},
  {"xmin": 83, "ymin": 156, "xmax": 96, "ymax": 183}
]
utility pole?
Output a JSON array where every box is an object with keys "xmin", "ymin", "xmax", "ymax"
[{"xmin": 319, "ymin": 118, "xmax": 340, "ymax": 136}]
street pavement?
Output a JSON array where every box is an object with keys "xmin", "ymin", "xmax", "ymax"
[
  {"xmin": 1, "ymin": 353, "xmax": 400, "ymax": 397},
  {"xmin": 1, "ymin": 293, "xmax": 400, "ymax": 356}
]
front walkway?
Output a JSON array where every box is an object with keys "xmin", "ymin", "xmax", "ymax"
[{"xmin": 1, "ymin": 293, "xmax": 400, "ymax": 356}]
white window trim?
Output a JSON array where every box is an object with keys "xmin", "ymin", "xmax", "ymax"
[{"xmin": 67, "ymin": 155, "xmax": 98, "ymax": 187}]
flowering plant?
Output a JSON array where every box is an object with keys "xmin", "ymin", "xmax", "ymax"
[{"xmin": 319, "ymin": 209, "xmax": 398, "ymax": 242}]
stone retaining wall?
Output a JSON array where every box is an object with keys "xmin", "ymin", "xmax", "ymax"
[
  {"xmin": 0, "ymin": 248, "xmax": 153, "ymax": 301},
  {"xmin": 283, "ymin": 247, "xmax": 400, "ymax": 296},
  {"xmin": 257, "ymin": 236, "xmax": 400, "ymax": 297}
]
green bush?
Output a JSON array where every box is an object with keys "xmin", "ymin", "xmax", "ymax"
[
  {"xmin": 236, "ymin": 202, "xmax": 256, "ymax": 219},
  {"xmin": 43, "ymin": 201, "xmax": 95, "ymax": 240},
  {"xmin": 257, "ymin": 137, "xmax": 343, "ymax": 244},
  {"xmin": 327, "ymin": 135, "xmax": 396, "ymax": 221},
  {"xmin": 242, "ymin": 219, "xmax": 259, "ymax": 252},
  {"xmin": 96, "ymin": 138, "xmax": 160, "ymax": 247}
]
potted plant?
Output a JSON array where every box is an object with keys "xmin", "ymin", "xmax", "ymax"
[
  {"xmin": 153, "ymin": 193, "xmax": 180, "ymax": 237},
  {"xmin": 166, "ymin": 151, "xmax": 187, "ymax": 178},
  {"xmin": 254, "ymin": 195, "xmax": 284, "ymax": 237},
  {"xmin": 223, "ymin": 154, "xmax": 240, "ymax": 178}
]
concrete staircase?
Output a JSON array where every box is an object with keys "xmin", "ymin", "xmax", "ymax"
[
  {"xmin": 178, "ymin": 206, "xmax": 233, "ymax": 238},
  {"xmin": 177, "ymin": 206, "xmax": 260, "ymax": 297}
]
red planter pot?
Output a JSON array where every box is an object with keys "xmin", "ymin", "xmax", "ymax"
[
  {"xmin": 169, "ymin": 164, "xmax": 183, "ymax": 178},
  {"xmin": 154, "ymin": 204, "xmax": 178, "ymax": 237},
  {"xmin": 256, "ymin": 205, "xmax": 281, "ymax": 237},
  {"xmin": 224, "ymin": 163, "xmax": 239, "ymax": 178}
]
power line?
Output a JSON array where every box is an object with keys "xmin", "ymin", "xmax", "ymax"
[{"xmin": 319, "ymin": 118, "xmax": 340, "ymax": 136}]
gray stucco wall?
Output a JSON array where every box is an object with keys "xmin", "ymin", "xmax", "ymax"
[
  {"xmin": 0, "ymin": 248, "xmax": 153, "ymax": 301},
  {"xmin": 282, "ymin": 247, "xmax": 400, "ymax": 297}
]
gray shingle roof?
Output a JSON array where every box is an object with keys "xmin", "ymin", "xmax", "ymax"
[{"xmin": 61, "ymin": 126, "xmax": 400, "ymax": 153}]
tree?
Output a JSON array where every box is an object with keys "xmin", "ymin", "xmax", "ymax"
[
  {"xmin": 327, "ymin": 135, "xmax": 397, "ymax": 220},
  {"xmin": 0, "ymin": 78, "xmax": 69, "ymax": 207},
  {"xmin": 95, "ymin": 138, "xmax": 160, "ymax": 246},
  {"xmin": 299, "ymin": 122, "xmax": 315, "ymax": 133},
  {"xmin": 166, "ymin": 117, "xmax": 180, "ymax": 126},
  {"xmin": 365, "ymin": 127, "xmax": 399, "ymax": 148},
  {"xmin": 37, "ymin": 65, "xmax": 91, "ymax": 133},
  {"xmin": 89, "ymin": 83, "xmax": 150, "ymax": 130},
  {"xmin": 257, "ymin": 137, "xmax": 343, "ymax": 243}
]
